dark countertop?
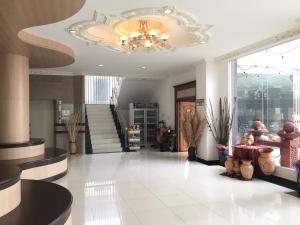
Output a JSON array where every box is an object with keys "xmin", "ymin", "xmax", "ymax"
[
  {"xmin": 0, "ymin": 180, "xmax": 72, "ymax": 225},
  {"xmin": 0, "ymin": 165, "xmax": 21, "ymax": 190},
  {"xmin": 0, "ymin": 138, "xmax": 45, "ymax": 149},
  {"xmin": 0, "ymin": 148, "xmax": 67, "ymax": 190},
  {"xmin": 0, "ymin": 148, "xmax": 67, "ymax": 170}
]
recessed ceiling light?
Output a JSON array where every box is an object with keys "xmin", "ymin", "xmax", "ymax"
[
  {"xmin": 141, "ymin": 66, "xmax": 146, "ymax": 69},
  {"xmin": 98, "ymin": 64, "xmax": 104, "ymax": 67},
  {"xmin": 69, "ymin": 29, "xmax": 76, "ymax": 33}
]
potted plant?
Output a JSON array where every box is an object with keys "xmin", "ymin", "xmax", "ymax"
[
  {"xmin": 65, "ymin": 111, "xmax": 81, "ymax": 155},
  {"xmin": 181, "ymin": 111, "xmax": 206, "ymax": 161},
  {"xmin": 204, "ymin": 97, "xmax": 235, "ymax": 166}
]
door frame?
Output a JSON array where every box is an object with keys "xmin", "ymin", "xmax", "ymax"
[{"xmin": 174, "ymin": 81, "xmax": 196, "ymax": 151}]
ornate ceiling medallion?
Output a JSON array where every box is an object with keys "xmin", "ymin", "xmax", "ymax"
[{"xmin": 66, "ymin": 6, "xmax": 212, "ymax": 53}]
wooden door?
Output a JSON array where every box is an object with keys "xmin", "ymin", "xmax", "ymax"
[{"xmin": 178, "ymin": 102, "xmax": 196, "ymax": 152}]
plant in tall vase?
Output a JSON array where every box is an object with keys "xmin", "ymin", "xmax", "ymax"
[
  {"xmin": 65, "ymin": 111, "xmax": 81, "ymax": 155},
  {"xmin": 204, "ymin": 97, "xmax": 235, "ymax": 166},
  {"xmin": 181, "ymin": 111, "xmax": 206, "ymax": 161}
]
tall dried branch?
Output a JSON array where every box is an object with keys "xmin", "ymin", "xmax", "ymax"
[
  {"xmin": 181, "ymin": 111, "xmax": 206, "ymax": 148},
  {"xmin": 65, "ymin": 111, "xmax": 82, "ymax": 143},
  {"xmin": 203, "ymin": 97, "xmax": 236, "ymax": 146}
]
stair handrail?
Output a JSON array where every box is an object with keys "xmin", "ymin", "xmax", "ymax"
[
  {"xmin": 115, "ymin": 106, "xmax": 128, "ymax": 150},
  {"xmin": 111, "ymin": 77, "xmax": 124, "ymax": 106}
]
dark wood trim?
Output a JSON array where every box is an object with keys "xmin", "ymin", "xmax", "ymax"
[
  {"xmin": 175, "ymin": 96, "xmax": 196, "ymax": 102},
  {"xmin": 196, "ymin": 157, "xmax": 220, "ymax": 166},
  {"xmin": 258, "ymin": 174, "xmax": 297, "ymax": 191},
  {"xmin": 0, "ymin": 138, "xmax": 45, "ymax": 148},
  {"xmin": 55, "ymin": 123, "xmax": 85, "ymax": 126},
  {"xmin": 174, "ymin": 80, "xmax": 196, "ymax": 152},
  {"xmin": 42, "ymin": 170, "xmax": 68, "ymax": 182},
  {"xmin": 55, "ymin": 130, "xmax": 85, "ymax": 134},
  {"xmin": 174, "ymin": 80, "xmax": 196, "ymax": 91}
]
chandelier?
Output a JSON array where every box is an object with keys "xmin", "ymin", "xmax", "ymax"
[
  {"xmin": 119, "ymin": 20, "xmax": 172, "ymax": 53},
  {"xmin": 66, "ymin": 6, "xmax": 212, "ymax": 54}
]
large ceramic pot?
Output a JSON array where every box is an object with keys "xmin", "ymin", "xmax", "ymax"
[
  {"xmin": 258, "ymin": 147, "xmax": 275, "ymax": 175},
  {"xmin": 233, "ymin": 160, "xmax": 241, "ymax": 176},
  {"xmin": 225, "ymin": 156, "xmax": 234, "ymax": 175},
  {"xmin": 240, "ymin": 160, "xmax": 254, "ymax": 180},
  {"xmin": 188, "ymin": 147, "xmax": 196, "ymax": 161},
  {"xmin": 69, "ymin": 142, "xmax": 77, "ymax": 155}
]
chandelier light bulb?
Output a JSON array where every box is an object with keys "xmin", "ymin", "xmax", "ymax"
[
  {"xmin": 149, "ymin": 29, "xmax": 159, "ymax": 37},
  {"xmin": 160, "ymin": 34, "xmax": 169, "ymax": 41},
  {"xmin": 145, "ymin": 41, "xmax": 153, "ymax": 48},
  {"xmin": 120, "ymin": 36, "xmax": 128, "ymax": 41},
  {"xmin": 130, "ymin": 32, "xmax": 140, "ymax": 38}
]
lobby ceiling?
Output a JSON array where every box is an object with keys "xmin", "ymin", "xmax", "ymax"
[{"xmin": 26, "ymin": 0, "xmax": 300, "ymax": 77}]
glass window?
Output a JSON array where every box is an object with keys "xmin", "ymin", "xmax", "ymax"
[
  {"xmin": 85, "ymin": 75, "xmax": 122, "ymax": 104},
  {"xmin": 232, "ymin": 38, "xmax": 300, "ymax": 168}
]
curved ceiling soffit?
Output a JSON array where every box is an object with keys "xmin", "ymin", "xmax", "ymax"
[{"xmin": 0, "ymin": 0, "xmax": 86, "ymax": 68}]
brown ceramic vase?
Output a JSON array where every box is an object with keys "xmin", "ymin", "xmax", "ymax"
[
  {"xmin": 225, "ymin": 156, "xmax": 234, "ymax": 175},
  {"xmin": 258, "ymin": 148, "xmax": 275, "ymax": 175},
  {"xmin": 240, "ymin": 160, "xmax": 254, "ymax": 180}
]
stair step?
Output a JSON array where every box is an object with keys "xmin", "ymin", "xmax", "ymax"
[
  {"xmin": 91, "ymin": 134, "xmax": 119, "ymax": 139},
  {"xmin": 88, "ymin": 124, "xmax": 115, "ymax": 129},
  {"xmin": 93, "ymin": 147, "xmax": 123, "ymax": 154},
  {"xmin": 90, "ymin": 130, "xmax": 118, "ymax": 135},
  {"xmin": 91, "ymin": 143, "xmax": 121, "ymax": 149},
  {"xmin": 87, "ymin": 114, "xmax": 112, "ymax": 118},
  {"xmin": 91, "ymin": 138, "xmax": 120, "ymax": 144},
  {"xmin": 86, "ymin": 104, "xmax": 122, "ymax": 154},
  {"xmin": 89, "ymin": 126, "xmax": 116, "ymax": 131}
]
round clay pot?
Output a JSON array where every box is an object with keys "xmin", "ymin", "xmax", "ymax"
[
  {"xmin": 225, "ymin": 156, "xmax": 234, "ymax": 175},
  {"xmin": 233, "ymin": 160, "xmax": 241, "ymax": 176},
  {"xmin": 240, "ymin": 160, "xmax": 254, "ymax": 180},
  {"xmin": 258, "ymin": 147, "xmax": 275, "ymax": 175},
  {"xmin": 69, "ymin": 142, "xmax": 77, "ymax": 155},
  {"xmin": 283, "ymin": 122, "xmax": 295, "ymax": 133},
  {"xmin": 252, "ymin": 121, "xmax": 264, "ymax": 131}
]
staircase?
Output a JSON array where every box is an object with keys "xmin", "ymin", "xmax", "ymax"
[{"xmin": 86, "ymin": 104, "xmax": 122, "ymax": 153}]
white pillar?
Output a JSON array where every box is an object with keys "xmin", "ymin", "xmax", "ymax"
[{"xmin": 196, "ymin": 59, "xmax": 231, "ymax": 161}]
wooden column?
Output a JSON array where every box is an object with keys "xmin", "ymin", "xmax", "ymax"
[{"xmin": 0, "ymin": 54, "xmax": 29, "ymax": 144}]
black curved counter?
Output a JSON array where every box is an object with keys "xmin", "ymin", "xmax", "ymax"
[{"xmin": 0, "ymin": 180, "xmax": 72, "ymax": 225}]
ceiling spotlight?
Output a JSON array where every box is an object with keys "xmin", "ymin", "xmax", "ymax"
[
  {"xmin": 141, "ymin": 66, "xmax": 146, "ymax": 69},
  {"xmin": 98, "ymin": 64, "xmax": 104, "ymax": 67}
]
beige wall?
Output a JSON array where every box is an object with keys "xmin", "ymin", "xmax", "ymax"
[
  {"xmin": 30, "ymin": 100, "xmax": 55, "ymax": 148},
  {"xmin": 151, "ymin": 68, "xmax": 196, "ymax": 128},
  {"xmin": 30, "ymin": 74, "xmax": 85, "ymax": 153},
  {"xmin": 30, "ymin": 75, "xmax": 74, "ymax": 103}
]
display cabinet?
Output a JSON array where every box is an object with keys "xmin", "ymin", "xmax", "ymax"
[{"xmin": 129, "ymin": 103, "xmax": 158, "ymax": 147}]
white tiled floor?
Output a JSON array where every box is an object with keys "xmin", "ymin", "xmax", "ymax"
[{"xmin": 55, "ymin": 149, "xmax": 300, "ymax": 225}]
